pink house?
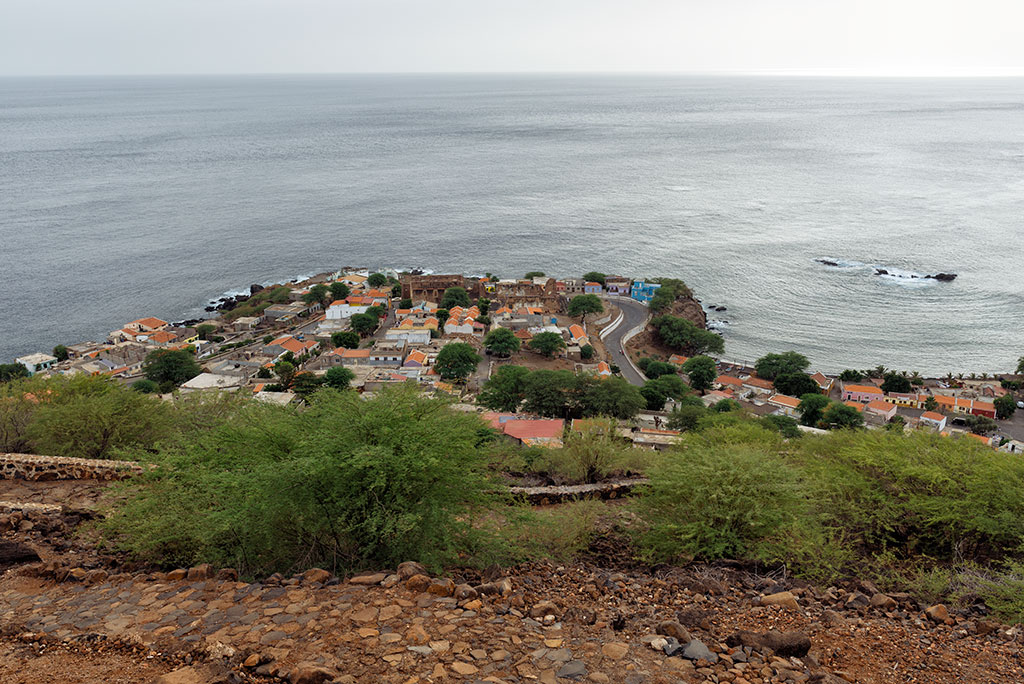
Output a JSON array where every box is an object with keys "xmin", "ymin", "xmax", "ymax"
[{"xmin": 841, "ymin": 383, "xmax": 884, "ymax": 403}]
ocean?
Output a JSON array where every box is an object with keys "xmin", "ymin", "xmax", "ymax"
[{"xmin": 1, "ymin": 74, "xmax": 1022, "ymax": 375}]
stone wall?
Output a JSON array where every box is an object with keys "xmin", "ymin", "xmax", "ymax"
[{"xmin": 0, "ymin": 453, "xmax": 143, "ymax": 481}]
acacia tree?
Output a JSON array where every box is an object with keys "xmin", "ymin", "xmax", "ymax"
[
  {"xmin": 524, "ymin": 271, "xmax": 546, "ymax": 279},
  {"xmin": 52, "ymin": 345, "xmax": 69, "ymax": 361},
  {"xmin": 367, "ymin": 273, "xmax": 387, "ymax": 288},
  {"xmin": 880, "ymin": 372, "xmax": 912, "ymax": 394},
  {"xmin": 774, "ymin": 373, "xmax": 820, "ymax": 398},
  {"xmin": 567, "ymin": 294, "xmax": 604, "ymax": 318},
  {"xmin": 330, "ymin": 282, "xmax": 350, "ymax": 301},
  {"xmin": 302, "ymin": 284, "xmax": 330, "ymax": 309},
  {"xmin": 484, "ymin": 327, "xmax": 521, "ymax": 357},
  {"xmin": 681, "ymin": 355, "xmax": 717, "ymax": 394},
  {"xmin": 478, "ymin": 365, "xmax": 530, "ymax": 411},
  {"xmin": 350, "ymin": 313, "xmax": 378, "ymax": 337},
  {"xmin": 581, "ymin": 272, "xmax": 606, "ymax": 285},
  {"xmin": 331, "ymin": 331, "xmax": 360, "ymax": 349},
  {"xmin": 441, "ymin": 287, "xmax": 471, "ymax": 309},
  {"xmin": 529, "ymin": 332, "xmax": 566, "ymax": 357},
  {"xmin": 797, "ymin": 393, "xmax": 831, "ymax": 427},
  {"xmin": 754, "ymin": 352, "xmax": 809, "ymax": 381},
  {"xmin": 274, "ymin": 360, "xmax": 297, "ymax": 389},
  {"xmin": 143, "ymin": 349, "xmax": 201, "ymax": 388},
  {"xmin": 652, "ymin": 316, "xmax": 724, "ymax": 356},
  {"xmin": 821, "ymin": 402, "xmax": 864, "ymax": 429},
  {"xmin": 324, "ymin": 366, "xmax": 355, "ymax": 390},
  {"xmin": 434, "ymin": 342, "xmax": 481, "ymax": 381},
  {"xmin": 995, "ymin": 394, "xmax": 1016, "ymax": 420}
]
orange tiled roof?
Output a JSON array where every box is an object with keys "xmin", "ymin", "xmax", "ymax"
[
  {"xmin": 337, "ymin": 349, "xmax": 371, "ymax": 358},
  {"xmin": 921, "ymin": 411, "xmax": 945, "ymax": 422},
  {"xmin": 744, "ymin": 377, "xmax": 774, "ymax": 390},
  {"xmin": 843, "ymin": 401, "xmax": 865, "ymax": 412},
  {"xmin": 716, "ymin": 375, "xmax": 744, "ymax": 387},
  {"xmin": 844, "ymin": 384, "xmax": 883, "ymax": 395},
  {"xmin": 128, "ymin": 317, "xmax": 168, "ymax": 329},
  {"xmin": 769, "ymin": 394, "xmax": 800, "ymax": 408},
  {"xmin": 865, "ymin": 400, "xmax": 895, "ymax": 413}
]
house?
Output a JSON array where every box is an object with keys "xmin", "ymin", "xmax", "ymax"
[
  {"xmin": 369, "ymin": 341, "xmax": 407, "ymax": 366},
  {"xmin": 123, "ymin": 317, "xmax": 168, "ymax": 333},
  {"xmin": 626, "ymin": 427, "xmax": 682, "ymax": 450},
  {"xmin": 919, "ymin": 411, "xmax": 947, "ymax": 431},
  {"xmin": 179, "ymin": 373, "xmax": 244, "ymax": 392},
  {"xmin": 701, "ymin": 389, "xmax": 735, "ymax": 407},
  {"xmin": 884, "ymin": 392, "xmax": 918, "ymax": 408},
  {"xmin": 568, "ymin": 324, "xmax": 589, "ymax": 347},
  {"xmin": 399, "ymin": 274, "xmax": 474, "ymax": 302},
  {"xmin": 596, "ymin": 361, "xmax": 612, "ymax": 377},
  {"xmin": 810, "ymin": 372, "xmax": 834, "ymax": 394},
  {"xmin": 716, "ymin": 375, "xmax": 744, "ymax": 391},
  {"xmin": 502, "ymin": 418, "xmax": 565, "ymax": 448},
  {"xmin": 604, "ymin": 276, "xmax": 631, "ymax": 296},
  {"xmin": 403, "ymin": 349, "xmax": 429, "ymax": 368},
  {"xmin": 232, "ymin": 316, "xmax": 263, "ymax": 331},
  {"xmin": 397, "ymin": 316, "xmax": 439, "ymax": 331},
  {"xmin": 864, "ymin": 400, "xmax": 898, "ymax": 422},
  {"xmin": 630, "ymin": 280, "xmax": 662, "ymax": 303},
  {"xmin": 384, "ymin": 328, "xmax": 432, "ymax": 346},
  {"xmin": 444, "ymin": 306, "xmax": 485, "ymax": 336},
  {"xmin": 583, "ymin": 282, "xmax": 602, "ymax": 295},
  {"xmin": 742, "ymin": 377, "xmax": 774, "ymax": 395},
  {"xmin": 264, "ymin": 303, "xmax": 309, "ymax": 322},
  {"xmin": 559, "ymin": 278, "xmax": 585, "ymax": 294},
  {"xmin": 767, "ymin": 393, "xmax": 801, "ymax": 417},
  {"xmin": 337, "ymin": 273, "xmax": 369, "ymax": 289},
  {"xmin": 931, "ymin": 394, "xmax": 997, "ymax": 419},
  {"xmin": 326, "ymin": 298, "xmax": 370, "ymax": 320},
  {"xmin": 16, "ymin": 353, "xmax": 57, "ymax": 375},
  {"xmin": 669, "ymin": 354, "xmax": 689, "ymax": 367},
  {"xmin": 334, "ymin": 348, "xmax": 372, "ymax": 366},
  {"xmin": 263, "ymin": 335, "xmax": 319, "ymax": 360},
  {"xmin": 843, "ymin": 401, "xmax": 865, "ymax": 413},
  {"xmin": 841, "ymin": 383, "xmax": 884, "ymax": 403}
]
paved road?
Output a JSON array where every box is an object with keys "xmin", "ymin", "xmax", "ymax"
[{"xmin": 600, "ymin": 296, "xmax": 650, "ymax": 386}]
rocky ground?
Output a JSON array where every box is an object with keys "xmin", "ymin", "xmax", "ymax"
[{"xmin": 1, "ymin": 482, "xmax": 1022, "ymax": 684}]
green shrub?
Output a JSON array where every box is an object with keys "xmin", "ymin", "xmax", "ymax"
[{"xmin": 104, "ymin": 384, "xmax": 503, "ymax": 577}]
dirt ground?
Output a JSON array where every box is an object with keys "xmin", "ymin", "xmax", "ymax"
[{"xmin": 0, "ymin": 637, "xmax": 172, "ymax": 684}]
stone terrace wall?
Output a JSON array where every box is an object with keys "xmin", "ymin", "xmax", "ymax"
[{"xmin": 0, "ymin": 453, "xmax": 143, "ymax": 481}]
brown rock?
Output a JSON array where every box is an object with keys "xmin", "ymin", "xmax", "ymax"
[
  {"xmin": 726, "ymin": 629, "xmax": 811, "ymax": 657},
  {"xmin": 656, "ymin": 620, "xmax": 691, "ymax": 642},
  {"xmin": 926, "ymin": 604, "xmax": 950, "ymax": 623},
  {"xmin": 243, "ymin": 654, "xmax": 261, "ymax": 668},
  {"xmin": 155, "ymin": 664, "xmax": 231, "ymax": 684},
  {"xmin": 186, "ymin": 563, "xmax": 214, "ymax": 580},
  {"xmin": 451, "ymin": 661, "xmax": 478, "ymax": 675},
  {"xmin": 397, "ymin": 561, "xmax": 428, "ymax": 579},
  {"xmin": 302, "ymin": 568, "xmax": 332, "ymax": 584},
  {"xmin": 350, "ymin": 572, "xmax": 387, "ymax": 585},
  {"xmin": 530, "ymin": 600, "xmax": 559, "ymax": 618},
  {"xmin": 821, "ymin": 610, "xmax": 847, "ymax": 628},
  {"xmin": 601, "ymin": 642, "xmax": 629, "ymax": 660},
  {"xmin": 454, "ymin": 583, "xmax": 478, "ymax": 600},
  {"xmin": 427, "ymin": 577, "xmax": 455, "ymax": 596},
  {"xmin": 476, "ymin": 577, "xmax": 513, "ymax": 596},
  {"xmin": 289, "ymin": 664, "xmax": 335, "ymax": 684},
  {"xmin": 84, "ymin": 569, "xmax": 108, "ymax": 584},
  {"xmin": 761, "ymin": 591, "xmax": 799, "ymax": 610},
  {"xmin": 67, "ymin": 568, "xmax": 87, "ymax": 581},
  {"xmin": 406, "ymin": 574, "xmax": 431, "ymax": 592},
  {"xmin": 405, "ymin": 624, "xmax": 430, "ymax": 645},
  {"xmin": 869, "ymin": 593, "xmax": 897, "ymax": 611},
  {"xmin": 215, "ymin": 568, "xmax": 239, "ymax": 581},
  {"xmin": 976, "ymin": 619, "xmax": 999, "ymax": 636}
]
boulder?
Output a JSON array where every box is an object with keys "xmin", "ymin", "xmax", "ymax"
[
  {"xmin": 529, "ymin": 600, "xmax": 560, "ymax": 618},
  {"xmin": 454, "ymin": 583, "xmax": 478, "ymax": 601},
  {"xmin": 186, "ymin": 564, "xmax": 214, "ymax": 581},
  {"xmin": 0, "ymin": 541, "xmax": 41, "ymax": 569},
  {"xmin": 427, "ymin": 578, "xmax": 455, "ymax": 596},
  {"xmin": 656, "ymin": 620, "xmax": 691, "ymax": 643},
  {"xmin": 475, "ymin": 577, "xmax": 513, "ymax": 596},
  {"xmin": 349, "ymin": 572, "xmax": 387, "ymax": 585},
  {"xmin": 681, "ymin": 639, "xmax": 718, "ymax": 663},
  {"xmin": 289, "ymin": 664, "xmax": 335, "ymax": 684},
  {"xmin": 869, "ymin": 593, "xmax": 897, "ymax": 611},
  {"xmin": 727, "ymin": 630, "xmax": 811, "ymax": 657},
  {"xmin": 397, "ymin": 561, "xmax": 427, "ymax": 579},
  {"xmin": 761, "ymin": 591, "xmax": 799, "ymax": 610},
  {"xmin": 166, "ymin": 568, "xmax": 188, "ymax": 581},
  {"xmin": 302, "ymin": 568, "xmax": 332, "ymax": 584},
  {"xmin": 216, "ymin": 568, "xmax": 239, "ymax": 582},
  {"xmin": 405, "ymin": 574, "xmax": 431, "ymax": 593},
  {"xmin": 926, "ymin": 604, "xmax": 950, "ymax": 623}
]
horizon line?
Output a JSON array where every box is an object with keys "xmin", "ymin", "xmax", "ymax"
[{"xmin": 2, "ymin": 68, "xmax": 1024, "ymax": 79}]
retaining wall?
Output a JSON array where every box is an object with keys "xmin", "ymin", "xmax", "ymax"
[{"xmin": 0, "ymin": 453, "xmax": 144, "ymax": 481}]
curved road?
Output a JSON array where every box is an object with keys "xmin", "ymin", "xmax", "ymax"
[{"xmin": 600, "ymin": 296, "xmax": 650, "ymax": 386}]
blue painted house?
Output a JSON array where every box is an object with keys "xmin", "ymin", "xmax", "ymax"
[{"xmin": 630, "ymin": 280, "xmax": 661, "ymax": 303}]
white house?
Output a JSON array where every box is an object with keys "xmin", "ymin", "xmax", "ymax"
[
  {"xmin": 326, "ymin": 300, "xmax": 370, "ymax": 320},
  {"xmin": 16, "ymin": 352, "xmax": 57, "ymax": 375},
  {"xmin": 918, "ymin": 411, "xmax": 947, "ymax": 431},
  {"xmin": 385, "ymin": 328, "xmax": 432, "ymax": 346}
]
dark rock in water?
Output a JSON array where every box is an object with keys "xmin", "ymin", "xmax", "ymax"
[
  {"xmin": 816, "ymin": 259, "xmax": 840, "ymax": 267},
  {"xmin": 715, "ymin": 306, "xmax": 727, "ymax": 312},
  {"xmin": 928, "ymin": 272, "xmax": 957, "ymax": 281},
  {"xmin": 875, "ymin": 268, "xmax": 889, "ymax": 276},
  {"xmin": 205, "ymin": 306, "xmax": 217, "ymax": 312},
  {"xmin": 250, "ymin": 283, "xmax": 264, "ymax": 295}
]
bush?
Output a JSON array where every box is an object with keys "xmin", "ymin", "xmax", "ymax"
[
  {"xmin": 104, "ymin": 385, "xmax": 504, "ymax": 577},
  {"xmin": 636, "ymin": 430, "xmax": 810, "ymax": 563},
  {"xmin": 535, "ymin": 419, "xmax": 646, "ymax": 484}
]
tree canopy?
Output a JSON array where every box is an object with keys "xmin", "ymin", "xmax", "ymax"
[
  {"xmin": 797, "ymin": 393, "xmax": 831, "ymax": 427},
  {"xmin": 477, "ymin": 365, "xmax": 530, "ymax": 412},
  {"xmin": 331, "ymin": 331, "xmax": 360, "ymax": 349},
  {"xmin": 821, "ymin": 402, "xmax": 865, "ymax": 429},
  {"xmin": 881, "ymin": 372, "xmax": 913, "ymax": 394},
  {"xmin": 651, "ymin": 316, "xmax": 724, "ymax": 356},
  {"xmin": 324, "ymin": 366, "xmax": 356, "ymax": 390},
  {"xmin": 350, "ymin": 313, "xmax": 378, "ymax": 337},
  {"xmin": 994, "ymin": 394, "xmax": 1016, "ymax": 420},
  {"xmin": 0, "ymin": 364, "xmax": 29, "ymax": 383},
  {"xmin": 754, "ymin": 352, "xmax": 809, "ymax": 381},
  {"xmin": 581, "ymin": 272, "xmax": 605, "ymax": 285},
  {"xmin": 434, "ymin": 342, "xmax": 481, "ymax": 381},
  {"xmin": 143, "ymin": 349, "xmax": 201, "ymax": 388},
  {"xmin": 529, "ymin": 332, "xmax": 566, "ymax": 357},
  {"xmin": 441, "ymin": 287, "xmax": 471, "ymax": 309},
  {"xmin": 567, "ymin": 294, "xmax": 604, "ymax": 317},
  {"xmin": 524, "ymin": 271, "xmax": 546, "ymax": 279},
  {"xmin": 481, "ymin": 369, "xmax": 644, "ymax": 420},
  {"xmin": 484, "ymin": 327, "xmax": 521, "ymax": 357},
  {"xmin": 773, "ymin": 372, "xmax": 820, "ymax": 398},
  {"xmin": 366, "ymin": 272, "xmax": 387, "ymax": 288},
  {"xmin": 648, "ymin": 278, "xmax": 692, "ymax": 313},
  {"xmin": 330, "ymin": 282, "xmax": 350, "ymax": 301},
  {"xmin": 52, "ymin": 344, "xmax": 69, "ymax": 361},
  {"xmin": 681, "ymin": 355, "xmax": 717, "ymax": 394}
]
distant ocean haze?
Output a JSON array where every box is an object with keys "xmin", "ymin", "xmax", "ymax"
[{"xmin": 1, "ymin": 74, "xmax": 1022, "ymax": 374}]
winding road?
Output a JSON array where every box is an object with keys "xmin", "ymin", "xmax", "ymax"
[{"xmin": 599, "ymin": 296, "xmax": 650, "ymax": 386}]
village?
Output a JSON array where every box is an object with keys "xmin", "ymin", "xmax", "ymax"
[{"xmin": 9, "ymin": 268, "xmax": 1024, "ymax": 455}]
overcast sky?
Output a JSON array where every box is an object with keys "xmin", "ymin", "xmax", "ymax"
[{"xmin": 2, "ymin": 0, "xmax": 1022, "ymax": 77}]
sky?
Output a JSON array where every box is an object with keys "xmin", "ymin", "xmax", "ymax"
[{"xmin": 1, "ymin": 0, "xmax": 1022, "ymax": 77}]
